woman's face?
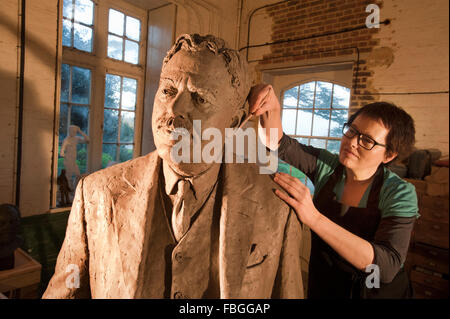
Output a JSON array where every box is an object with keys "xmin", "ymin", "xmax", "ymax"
[{"xmin": 339, "ymin": 114, "xmax": 395, "ymax": 172}]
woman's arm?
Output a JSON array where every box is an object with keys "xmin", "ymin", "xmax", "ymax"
[{"xmin": 274, "ymin": 172, "xmax": 374, "ymax": 270}]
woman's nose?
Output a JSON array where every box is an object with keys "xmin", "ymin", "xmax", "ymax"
[{"xmin": 343, "ymin": 133, "xmax": 359, "ymax": 148}]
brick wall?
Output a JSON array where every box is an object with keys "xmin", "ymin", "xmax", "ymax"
[{"xmin": 261, "ymin": 0, "xmax": 383, "ymax": 112}]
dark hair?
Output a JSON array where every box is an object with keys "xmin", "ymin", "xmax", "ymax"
[{"xmin": 348, "ymin": 102, "xmax": 416, "ymax": 161}]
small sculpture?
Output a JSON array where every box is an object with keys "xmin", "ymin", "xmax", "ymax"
[
  {"xmin": 60, "ymin": 125, "xmax": 89, "ymax": 191},
  {"xmin": 0, "ymin": 204, "xmax": 22, "ymax": 271},
  {"xmin": 57, "ymin": 169, "xmax": 72, "ymax": 206}
]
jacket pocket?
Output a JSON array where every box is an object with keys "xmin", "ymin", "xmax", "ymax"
[{"xmin": 246, "ymin": 244, "xmax": 268, "ymax": 268}]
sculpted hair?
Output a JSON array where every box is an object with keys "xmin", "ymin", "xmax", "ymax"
[
  {"xmin": 163, "ymin": 34, "xmax": 250, "ymax": 111},
  {"xmin": 348, "ymin": 102, "xmax": 416, "ymax": 161}
]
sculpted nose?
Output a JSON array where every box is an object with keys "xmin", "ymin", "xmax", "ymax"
[{"xmin": 167, "ymin": 89, "xmax": 189, "ymax": 120}]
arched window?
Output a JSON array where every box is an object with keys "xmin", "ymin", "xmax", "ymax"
[{"xmin": 281, "ymin": 80, "xmax": 350, "ymax": 191}]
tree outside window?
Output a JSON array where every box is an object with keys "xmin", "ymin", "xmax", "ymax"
[{"xmin": 281, "ymin": 81, "xmax": 350, "ymax": 192}]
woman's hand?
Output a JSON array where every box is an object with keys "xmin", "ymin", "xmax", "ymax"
[
  {"xmin": 248, "ymin": 84, "xmax": 283, "ymax": 148},
  {"xmin": 273, "ymin": 172, "xmax": 321, "ymax": 228},
  {"xmin": 248, "ymin": 84, "xmax": 280, "ymax": 115}
]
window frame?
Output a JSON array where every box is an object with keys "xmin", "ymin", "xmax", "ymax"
[
  {"xmin": 280, "ymin": 79, "xmax": 351, "ymax": 192},
  {"xmin": 51, "ymin": 0, "xmax": 147, "ymax": 210},
  {"xmin": 106, "ymin": 8, "xmax": 142, "ymax": 64},
  {"xmin": 280, "ymin": 79, "xmax": 351, "ymax": 152}
]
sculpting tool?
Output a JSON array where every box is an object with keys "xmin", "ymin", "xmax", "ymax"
[{"xmin": 235, "ymin": 86, "xmax": 272, "ymax": 132}]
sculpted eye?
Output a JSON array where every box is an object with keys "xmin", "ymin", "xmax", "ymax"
[
  {"xmin": 162, "ymin": 86, "xmax": 177, "ymax": 97},
  {"xmin": 192, "ymin": 92, "xmax": 206, "ymax": 104}
]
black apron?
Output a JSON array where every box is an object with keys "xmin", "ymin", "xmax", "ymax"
[{"xmin": 307, "ymin": 164, "xmax": 413, "ymax": 299}]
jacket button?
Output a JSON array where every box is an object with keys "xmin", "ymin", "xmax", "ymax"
[
  {"xmin": 173, "ymin": 291, "xmax": 184, "ymax": 299},
  {"xmin": 175, "ymin": 252, "xmax": 183, "ymax": 262}
]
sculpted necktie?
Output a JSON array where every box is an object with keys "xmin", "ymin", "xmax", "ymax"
[{"xmin": 171, "ymin": 179, "xmax": 195, "ymax": 242}]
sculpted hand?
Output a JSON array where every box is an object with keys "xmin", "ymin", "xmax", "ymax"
[{"xmin": 273, "ymin": 172, "xmax": 321, "ymax": 227}]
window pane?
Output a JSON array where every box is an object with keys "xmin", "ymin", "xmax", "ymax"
[
  {"xmin": 74, "ymin": 23, "xmax": 92, "ymax": 52},
  {"xmin": 76, "ymin": 143, "xmax": 88, "ymax": 174},
  {"xmin": 70, "ymin": 105, "xmax": 89, "ymax": 134},
  {"xmin": 105, "ymin": 74, "xmax": 121, "ymax": 109},
  {"xmin": 296, "ymin": 109, "xmax": 312, "ymax": 136},
  {"xmin": 109, "ymin": 9, "xmax": 124, "ymax": 36},
  {"xmin": 103, "ymin": 109, "xmax": 119, "ymax": 143},
  {"xmin": 62, "ymin": 20, "xmax": 72, "ymax": 47},
  {"xmin": 282, "ymin": 109, "xmax": 297, "ymax": 135},
  {"xmin": 102, "ymin": 144, "xmax": 117, "ymax": 168},
  {"xmin": 122, "ymin": 77, "xmax": 137, "ymax": 110},
  {"xmin": 59, "ymin": 103, "xmax": 69, "ymax": 144},
  {"xmin": 119, "ymin": 145, "xmax": 133, "ymax": 162},
  {"xmin": 126, "ymin": 16, "xmax": 140, "ymax": 41},
  {"xmin": 120, "ymin": 111, "xmax": 135, "ymax": 143},
  {"xmin": 330, "ymin": 109, "xmax": 348, "ymax": 137},
  {"xmin": 310, "ymin": 138, "xmax": 326, "ymax": 149},
  {"xmin": 124, "ymin": 40, "xmax": 139, "ymax": 64},
  {"xmin": 315, "ymin": 81, "xmax": 333, "ymax": 108},
  {"xmin": 74, "ymin": 0, "xmax": 93, "ymax": 25},
  {"xmin": 282, "ymin": 86, "xmax": 298, "ymax": 108},
  {"xmin": 327, "ymin": 140, "xmax": 341, "ymax": 154},
  {"xmin": 312, "ymin": 109, "xmax": 330, "ymax": 137},
  {"xmin": 108, "ymin": 35, "xmax": 123, "ymax": 60},
  {"xmin": 71, "ymin": 66, "xmax": 91, "ymax": 104},
  {"xmin": 332, "ymin": 84, "xmax": 350, "ymax": 109},
  {"xmin": 295, "ymin": 137, "xmax": 308, "ymax": 145},
  {"xmin": 298, "ymin": 82, "xmax": 315, "ymax": 108},
  {"xmin": 63, "ymin": 0, "xmax": 73, "ymax": 19},
  {"xmin": 61, "ymin": 64, "xmax": 70, "ymax": 102}
]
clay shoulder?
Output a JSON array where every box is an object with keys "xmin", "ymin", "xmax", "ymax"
[{"xmin": 81, "ymin": 152, "xmax": 158, "ymax": 191}]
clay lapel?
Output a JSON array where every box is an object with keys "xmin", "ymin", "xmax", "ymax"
[
  {"xmin": 218, "ymin": 164, "xmax": 260, "ymax": 298},
  {"xmin": 112, "ymin": 152, "xmax": 161, "ymax": 298}
]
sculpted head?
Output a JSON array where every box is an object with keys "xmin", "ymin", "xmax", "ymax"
[
  {"xmin": 69, "ymin": 125, "xmax": 79, "ymax": 137},
  {"xmin": 152, "ymin": 34, "xmax": 250, "ymax": 176}
]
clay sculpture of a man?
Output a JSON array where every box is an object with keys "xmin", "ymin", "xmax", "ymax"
[{"xmin": 43, "ymin": 34, "xmax": 304, "ymax": 299}]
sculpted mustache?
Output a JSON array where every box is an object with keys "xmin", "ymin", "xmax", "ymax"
[{"xmin": 156, "ymin": 115, "xmax": 191, "ymax": 131}]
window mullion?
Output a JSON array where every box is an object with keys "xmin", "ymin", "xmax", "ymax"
[
  {"xmin": 116, "ymin": 77, "xmax": 124, "ymax": 162},
  {"xmin": 293, "ymin": 85, "xmax": 299, "ymax": 136},
  {"xmin": 67, "ymin": 66, "xmax": 73, "ymax": 135},
  {"xmin": 310, "ymin": 81, "xmax": 317, "ymax": 140}
]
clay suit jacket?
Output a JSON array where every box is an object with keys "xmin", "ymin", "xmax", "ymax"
[{"xmin": 42, "ymin": 151, "xmax": 304, "ymax": 299}]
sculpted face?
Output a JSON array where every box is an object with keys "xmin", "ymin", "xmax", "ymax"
[
  {"xmin": 152, "ymin": 49, "xmax": 242, "ymax": 176},
  {"xmin": 69, "ymin": 125, "xmax": 78, "ymax": 137}
]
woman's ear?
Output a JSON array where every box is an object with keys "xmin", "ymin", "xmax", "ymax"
[{"xmin": 383, "ymin": 151, "xmax": 398, "ymax": 164}]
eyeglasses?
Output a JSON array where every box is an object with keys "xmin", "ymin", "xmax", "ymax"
[{"xmin": 342, "ymin": 123, "xmax": 387, "ymax": 150}]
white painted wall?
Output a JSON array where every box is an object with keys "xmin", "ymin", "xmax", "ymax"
[
  {"xmin": 20, "ymin": 0, "xmax": 59, "ymax": 216},
  {"xmin": 370, "ymin": 0, "xmax": 449, "ymax": 155},
  {"xmin": 142, "ymin": 4, "xmax": 176, "ymax": 154},
  {"xmin": 0, "ymin": 0, "xmax": 20, "ymax": 207}
]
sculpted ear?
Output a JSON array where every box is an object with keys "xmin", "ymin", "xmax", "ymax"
[{"xmin": 230, "ymin": 107, "xmax": 247, "ymax": 128}]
